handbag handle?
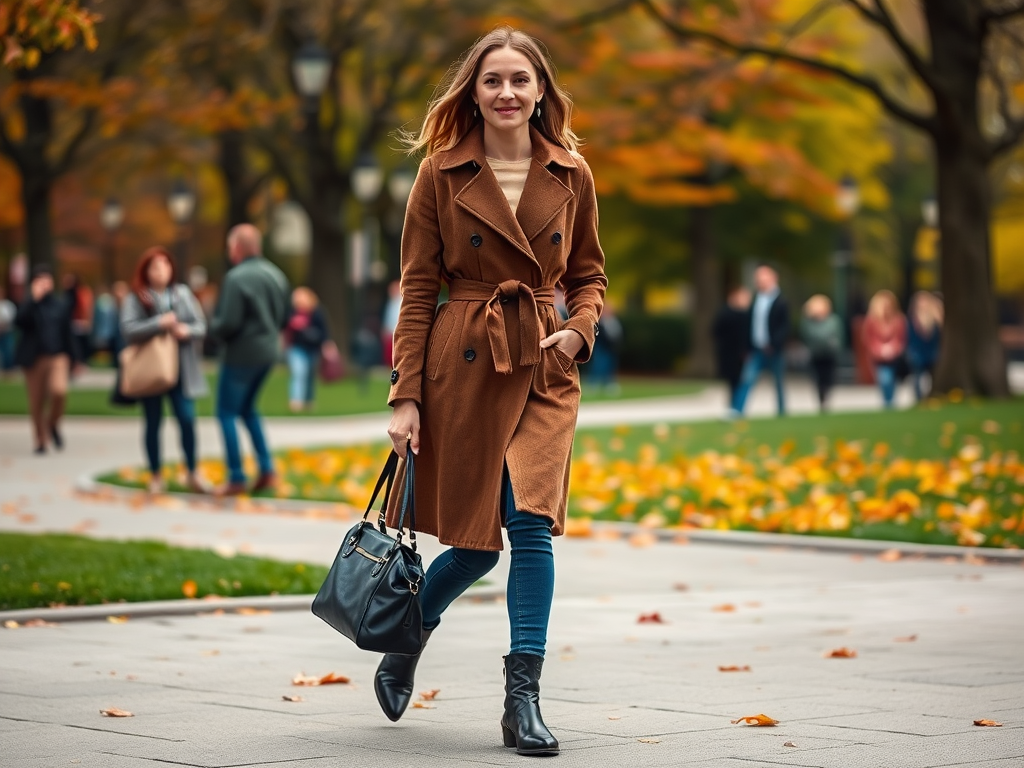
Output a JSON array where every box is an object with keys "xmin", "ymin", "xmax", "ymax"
[{"xmin": 360, "ymin": 446, "xmax": 417, "ymax": 551}]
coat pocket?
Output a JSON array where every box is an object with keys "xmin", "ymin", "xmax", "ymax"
[
  {"xmin": 552, "ymin": 345, "xmax": 576, "ymax": 376},
  {"xmin": 425, "ymin": 305, "xmax": 457, "ymax": 381}
]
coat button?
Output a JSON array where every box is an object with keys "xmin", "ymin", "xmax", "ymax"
[
  {"xmin": 594, "ymin": 323, "xmax": 601, "ymax": 337},
  {"xmin": 464, "ymin": 348, "xmax": 476, "ymax": 362},
  {"xmin": 470, "ymin": 234, "xmax": 483, "ymax": 247},
  {"xmin": 551, "ymin": 231, "xmax": 562, "ymax": 244},
  {"xmin": 390, "ymin": 369, "xmax": 400, "ymax": 384}
]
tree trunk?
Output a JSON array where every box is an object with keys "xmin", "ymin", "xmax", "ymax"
[
  {"xmin": 17, "ymin": 76, "xmax": 55, "ymax": 269},
  {"xmin": 306, "ymin": 193, "xmax": 350, "ymax": 362},
  {"xmin": 218, "ymin": 130, "xmax": 251, "ymax": 228},
  {"xmin": 685, "ymin": 204, "xmax": 719, "ymax": 378},
  {"xmin": 925, "ymin": 0, "xmax": 1009, "ymax": 397}
]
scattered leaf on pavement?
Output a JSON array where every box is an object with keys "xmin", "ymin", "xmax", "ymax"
[
  {"xmin": 784, "ymin": 741, "xmax": 797, "ymax": 747},
  {"xmin": 894, "ymin": 634, "xmax": 918, "ymax": 642},
  {"xmin": 718, "ymin": 665, "xmax": 751, "ymax": 672},
  {"xmin": 824, "ymin": 647, "xmax": 858, "ymax": 658},
  {"xmin": 731, "ymin": 714, "xmax": 779, "ymax": 726},
  {"xmin": 608, "ymin": 716, "xmax": 621, "ymax": 720},
  {"xmin": 100, "ymin": 708, "xmax": 134, "ymax": 718},
  {"xmin": 878, "ymin": 549, "xmax": 902, "ymax": 562},
  {"xmin": 637, "ymin": 612, "xmax": 665, "ymax": 624},
  {"xmin": 292, "ymin": 672, "xmax": 351, "ymax": 686},
  {"xmin": 411, "ymin": 701, "xmax": 434, "ymax": 709},
  {"xmin": 282, "ymin": 695, "xmax": 303, "ymax": 702},
  {"xmin": 672, "ymin": 583, "xmax": 689, "ymax": 591},
  {"xmin": 628, "ymin": 531, "xmax": 657, "ymax": 548},
  {"xmin": 3, "ymin": 621, "xmax": 19, "ymax": 629},
  {"xmin": 638, "ymin": 738, "xmax": 660, "ymax": 744},
  {"xmin": 974, "ymin": 719, "xmax": 1002, "ymax": 727},
  {"xmin": 419, "ymin": 689, "xmax": 440, "ymax": 701},
  {"xmin": 713, "ymin": 604, "xmax": 737, "ymax": 612},
  {"xmin": 181, "ymin": 580, "xmax": 198, "ymax": 598},
  {"xmin": 106, "ymin": 616, "xmax": 128, "ymax": 624}
]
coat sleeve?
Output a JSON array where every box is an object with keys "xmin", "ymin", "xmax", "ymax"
[
  {"xmin": 120, "ymin": 294, "xmax": 165, "ymax": 345},
  {"xmin": 209, "ymin": 276, "xmax": 243, "ymax": 342},
  {"xmin": 176, "ymin": 285, "xmax": 207, "ymax": 340},
  {"xmin": 559, "ymin": 158, "xmax": 607, "ymax": 363},
  {"xmin": 388, "ymin": 156, "xmax": 444, "ymax": 406}
]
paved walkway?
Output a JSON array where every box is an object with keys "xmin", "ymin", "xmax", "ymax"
[{"xmin": 2, "ymin": 374, "xmax": 1023, "ymax": 766}]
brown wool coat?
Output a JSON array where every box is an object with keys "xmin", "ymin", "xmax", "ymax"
[{"xmin": 385, "ymin": 125, "xmax": 607, "ymax": 551}]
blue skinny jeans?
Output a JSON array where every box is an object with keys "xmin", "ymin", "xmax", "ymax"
[
  {"xmin": 216, "ymin": 364, "xmax": 274, "ymax": 484},
  {"xmin": 141, "ymin": 378, "xmax": 196, "ymax": 474},
  {"xmin": 418, "ymin": 471, "xmax": 554, "ymax": 658}
]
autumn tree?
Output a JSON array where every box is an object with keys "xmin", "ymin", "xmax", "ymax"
[{"xmin": 601, "ymin": 0, "xmax": 1024, "ymax": 396}]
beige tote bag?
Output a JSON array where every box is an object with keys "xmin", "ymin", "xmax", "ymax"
[{"xmin": 119, "ymin": 333, "xmax": 179, "ymax": 398}]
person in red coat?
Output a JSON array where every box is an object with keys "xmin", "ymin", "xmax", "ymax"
[{"xmin": 861, "ymin": 289, "xmax": 907, "ymax": 409}]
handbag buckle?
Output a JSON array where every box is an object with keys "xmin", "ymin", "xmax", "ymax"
[{"xmin": 409, "ymin": 580, "xmax": 420, "ymax": 595}]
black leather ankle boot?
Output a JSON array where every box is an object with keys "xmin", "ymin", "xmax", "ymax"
[
  {"xmin": 373, "ymin": 627, "xmax": 433, "ymax": 722},
  {"xmin": 501, "ymin": 653, "xmax": 559, "ymax": 755}
]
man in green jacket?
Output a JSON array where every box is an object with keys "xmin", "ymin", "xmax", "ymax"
[{"xmin": 210, "ymin": 224, "xmax": 290, "ymax": 495}]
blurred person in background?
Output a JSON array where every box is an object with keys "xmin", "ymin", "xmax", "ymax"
[
  {"xmin": 586, "ymin": 302, "xmax": 622, "ymax": 395},
  {"xmin": 862, "ymin": 289, "xmax": 907, "ymax": 409},
  {"xmin": 120, "ymin": 247, "xmax": 210, "ymax": 494},
  {"xmin": 381, "ymin": 280, "xmax": 402, "ymax": 369},
  {"xmin": 731, "ymin": 265, "xmax": 789, "ymax": 416},
  {"xmin": 15, "ymin": 264, "xmax": 79, "ymax": 454},
  {"xmin": 800, "ymin": 294, "xmax": 843, "ymax": 412},
  {"xmin": 63, "ymin": 273, "xmax": 93, "ymax": 364},
  {"xmin": 712, "ymin": 285, "xmax": 751, "ymax": 409},
  {"xmin": 210, "ymin": 223, "xmax": 290, "ymax": 496},
  {"xmin": 284, "ymin": 286, "xmax": 330, "ymax": 412},
  {"xmin": 0, "ymin": 285, "xmax": 16, "ymax": 377},
  {"xmin": 906, "ymin": 290, "xmax": 943, "ymax": 402},
  {"xmin": 90, "ymin": 284, "xmax": 119, "ymax": 363}
]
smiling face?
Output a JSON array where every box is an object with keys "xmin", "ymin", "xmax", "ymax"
[{"xmin": 472, "ymin": 46, "xmax": 544, "ymax": 139}]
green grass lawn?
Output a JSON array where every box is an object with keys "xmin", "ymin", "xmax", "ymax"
[
  {"xmin": 0, "ymin": 367, "xmax": 703, "ymax": 418},
  {"xmin": 0, "ymin": 532, "xmax": 329, "ymax": 611}
]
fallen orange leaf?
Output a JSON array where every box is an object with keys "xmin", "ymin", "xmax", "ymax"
[
  {"xmin": 181, "ymin": 580, "xmax": 198, "ymax": 599},
  {"xmin": 637, "ymin": 612, "xmax": 665, "ymax": 624},
  {"xmin": 824, "ymin": 647, "xmax": 858, "ymax": 658},
  {"xmin": 282, "ymin": 695, "xmax": 303, "ymax": 702},
  {"xmin": 878, "ymin": 549, "xmax": 902, "ymax": 562},
  {"xmin": 712, "ymin": 604, "xmax": 737, "ymax": 612},
  {"xmin": 637, "ymin": 737, "xmax": 660, "ymax": 743},
  {"xmin": 784, "ymin": 741, "xmax": 797, "ymax": 747},
  {"xmin": 628, "ymin": 531, "xmax": 657, "ymax": 548},
  {"xmin": 419, "ymin": 689, "xmax": 441, "ymax": 701},
  {"xmin": 731, "ymin": 714, "xmax": 778, "ymax": 726},
  {"xmin": 718, "ymin": 665, "xmax": 751, "ymax": 672},
  {"xmin": 292, "ymin": 672, "xmax": 351, "ymax": 686},
  {"xmin": 100, "ymin": 708, "xmax": 134, "ymax": 718},
  {"xmin": 894, "ymin": 634, "xmax": 918, "ymax": 642},
  {"xmin": 106, "ymin": 616, "xmax": 128, "ymax": 624},
  {"xmin": 974, "ymin": 719, "xmax": 1002, "ymax": 727},
  {"xmin": 411, "ymin": 701, "xmax": 434, "ymax": 709}
]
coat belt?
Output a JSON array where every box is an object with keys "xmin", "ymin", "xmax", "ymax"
[{"xmin": 448, "ymin": 278, "xmax": 555, "ymax": 375}]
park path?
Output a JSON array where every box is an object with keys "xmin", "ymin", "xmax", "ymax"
[{"xmin": 1, "ymin": 371, "xmax": 1023, "ymax": 767}]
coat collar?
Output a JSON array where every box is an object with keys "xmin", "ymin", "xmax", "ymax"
[
  {"xmin": 442, "ymin": 125, "xmax": 576, "ymax": 267},
  {"xmin": 436, "ymin": 124, "xmax": 578, "ymax": 171}
]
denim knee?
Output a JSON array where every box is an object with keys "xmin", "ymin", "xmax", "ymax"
[{"xmin": 453, "ymin": 547, "xmax": 500, "ymax": 575}]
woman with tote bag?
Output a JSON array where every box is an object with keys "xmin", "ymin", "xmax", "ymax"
[{"xmin": 120, "ymin": 247, "xmax": 210, "ymax": 494}]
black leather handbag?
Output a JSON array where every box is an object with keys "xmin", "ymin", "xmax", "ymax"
[{"xmin": 311, "ymin": 449, "xmax": 425, "ymax": 656}]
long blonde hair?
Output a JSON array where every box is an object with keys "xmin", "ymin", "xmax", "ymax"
[{"xmin": 403, "ymin": 26, "xmax": 580, "ymax": 157}]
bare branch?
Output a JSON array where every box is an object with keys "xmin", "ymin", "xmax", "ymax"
[
  {"xmin": 637, "ymin": 0, "xmax": 938, "ymax": 133},
  {"xmin": 854, "ymin": 0, "xmax": 939, "ymax": 92},
  {"xmin": 981, "ymin": 1, "xmax": 1024, "ymax": 23},
  {"xmin": 54, "ymin": 108, "xmax": 97, "ymax": 176}
]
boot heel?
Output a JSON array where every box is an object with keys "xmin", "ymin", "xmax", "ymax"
[{"xmin": 501, "ymin": 724, "xmax": 517, "ymax": 748}]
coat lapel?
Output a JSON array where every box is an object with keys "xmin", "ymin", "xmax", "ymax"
[{"xmin": 440, "ymin": 126, "xmax": 578, "ymax": 263}]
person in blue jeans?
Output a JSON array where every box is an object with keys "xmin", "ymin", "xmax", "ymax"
[
  {"xmin": 731, "ymin": 264, "xmax": 790, "ymax": 416},
  {"xmin": 120, "ymin": 247, "xmax": 210, "ymax": 493},
  {"xmin": 210, "ymin": 224, "xmax": 290, "ymax": 495},
  {"xmin": 284, "ymin": 287, "xmax": 329, "ymax": 412}
]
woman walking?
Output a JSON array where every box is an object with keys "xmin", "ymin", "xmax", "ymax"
[
  {"xmin": 862, "ymin": 289, "xmax": 907, "ymax": 409},
  {"xmin": 379, "ymin": 26, "xmax": 606, "ymax": 756},
  {"xmin": 120, "ymin": 247, "xmax": 209, "ymax": 493},
  {"xmin": 284, "ymin": 287, "xmax": 330, "ymax": 412},
  {"xmin": 906, "ymin": 291, "xmax": 943, "ymax": 401},
  {"xmin": 800, "ymin": 294, "xmax": 843, "ymax": 411}
]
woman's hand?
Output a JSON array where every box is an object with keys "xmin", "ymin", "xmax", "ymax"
[
  {"xmin": 540, "ymin": 329, "xmax": 585, "ymax": 359},
  {"xmin": 388, "ymin": 399, "xmax": 421, "ymax": 458},
  {"xmin": 172, "ymin": 322, "xmax": 191, "ymax": 340},
  {"xmin": 158, "ymin": 312, "xmax": 178, "ymax": 330}
]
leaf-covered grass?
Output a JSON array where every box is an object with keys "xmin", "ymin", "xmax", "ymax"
[
  {"xmin": 0, "ymin": 533, "xmax": 329, "ymax": 611},
  {"xmin": 0, "ymin": 367, "xmax": 703, "ymax": 418}
]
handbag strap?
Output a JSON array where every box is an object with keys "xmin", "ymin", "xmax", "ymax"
[
  {"xmin": 363, "ymin": 450, "xmax": 399, "ymax": 531},
  {"xmin": 393, "ymin": 446, "xmax": 417, "ymax": 550},
  {"xmin": 360, "ymin": 445, "xmax": 417, "ymax": 550}
]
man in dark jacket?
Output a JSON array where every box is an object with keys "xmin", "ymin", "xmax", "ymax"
[
  {"xmin": 731, "ymin": 264, "xmax": 789, "ymax": 416},
  {"xmin": 15, "ymin": 265, "xmax": 80, "ymax": 453},
  {"xmin": 712, "ymin": 286, "xmax": 752, "ymax": 407},
  {"xmin": 210, "ymin": 224, "xmax": 290, "ymax": 494}
]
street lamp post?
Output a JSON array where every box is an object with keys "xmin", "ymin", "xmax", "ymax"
[
  {"xmin": 100, "ymin": 197, "xmax": 124, "ymax": 284},
  {"xmin": 350, "ymin": 152, "xmax": 384, "ymax": 381},
  {"xmin": 385, "ymin": 166, "xmax": 415, "ymax": 280},
  {"xmin": 166, "ymin": 179, "xmax": 196, "ymax": 275},
  {"xmin": 833, "ymin": 174, "xmax": 861, "ymax": 339}
]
